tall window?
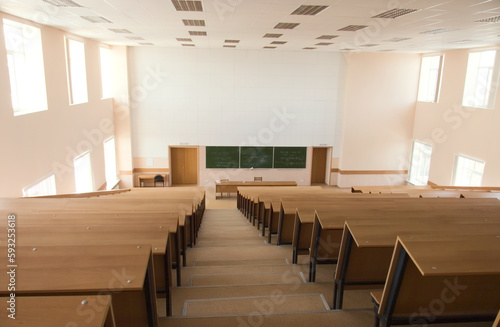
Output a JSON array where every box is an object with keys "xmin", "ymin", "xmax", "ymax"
[
  {"xmin": 103, "ymin": 137, "xmax": 118, "ymax": 189},
  {"xmin": 23, "ymin": 174, "xmax": 56, "ymax": 197},
  {"xmin": 417, "ymin": 55, "xmax": 443, "ymax": 103},
  {"xmin": 74, "ymin": 151, "xmax": 94, "ymax": 193},
  {"xmin": 3, "ymin": 19, "xmax": 48, "ymax": 116},
  {"xmin": 453, "ymin": 155, "xmax": 485, "ymax": 186},
  {"xmin": 65, "ymin": 37, "xmax": 88, "ymax": 105},
  {"xmin": 99, "ymin": 47, "xmax": 112, "ymax": 99},
  {"xmin": 462, "ymin": 49, "xmax": 500, "ymax": 109},
  {"xmin": 408, "ymin": 141, "xmax": 432, "ymax": 185}
]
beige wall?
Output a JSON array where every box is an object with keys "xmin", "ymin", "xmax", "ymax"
[
  {"xmin": 413, "ymin": 48, "xmax": 500, "ymax": 186},
  {"xmin": 0, "ymin": 12, "xmax": 114, "ymax": 197},
  {"xmin": 338, "ymin": 52, "xmax": 420, "ymax": 188}
]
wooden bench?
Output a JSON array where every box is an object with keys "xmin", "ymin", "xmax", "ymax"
[
  {"xmin": 373, "ymin": 234, "xmax": 500, "ymax": 326},
  {"xmin": 0, "ymin": 295, "xmax": 116, "ymax": 326},
  {"xmin": 0, "ymin": 244, "xmax": 158, "ymax": 327}
]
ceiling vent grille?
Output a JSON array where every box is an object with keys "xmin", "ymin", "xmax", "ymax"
[
  {"xmin": 271, "ymin": 41, "xmax": 287, "ymax": 44},
  {"xmin": 316, "ymin": 42, "xmax": 333, "ymax": 46},
  {"xmin": 183, "ymin": 19, "xmax": 205, "ymax": 26},
  {"xmin": 172, "ymin": 0, "xmax": 203, "ymax": 12},
  {"xmin": 360, "ymin": 43, "xmax": 378, "ymax": 47},
  {"xmin": 109, "ymin": 29, "xmax": 133, "ymax": 34},
  {"xmin": 43, "ymin": 0, "xmax": 81, "ymax": 7},
  {"xmin": 189, "ymin": 31, "xmax": 207, "ymax": 36},
  {"xmin": 386, "ymin": 37, "xmax": 411, "ymax": 42},
  {"xmin": 303, "ymin": 47, "xmax": 316, "ymax": 50},
  {"xmin": 126, "ymin": 36, "xmax": 144, "ymax": 40},
  {"xmin": 263, "ymin": 46, "xmax": 276, "ymax": 49},
  {"xmin": 274, "ymin": 22, "xmax": 300, "ymax": 29},
  {"xmin": 263, "ymin": 33, "xmax": 283, "ymax": 38},
  {"xmin": 291, "ymin": 5, "xmax": 329, "ymax": 16},
  {"xmin": 338, "ymin": 25, "xmax": 368, "ymax": 32},
  {"xmin": 177, "ymin": 38, "xmax": 192, "ymax": 42},
  {"xmin": 475, "ymin": 16, "xmax": 500, "ymax": 23},
  {"xmin": 223, "ymin": 45, "xmax": 236, "ymax": 48},
  {"xmin": 81, "ymin": 16, "xmax": 112, "ymax": 23},
  {"xmin": 182, "ymin": 43, "xmax": 195, "ymax": 47},
  {"xmin": 420, "ymin": 27, "xmax": 457, "ymax": 34},
  {"xmin": 225, "ymin": 40, "xmax": 240, "ymax": 43},
  {"xmin": 372, "ymin": 8, "xmax": 418, "ymax": 19},
  {"xmin": 317, "ymin": 35, "xmax": 338, "ymax": 39}
]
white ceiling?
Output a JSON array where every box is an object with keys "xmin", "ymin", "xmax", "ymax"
[{"xmin": 1, "ymin": 0, "xmax": 500, "ymax": 53}]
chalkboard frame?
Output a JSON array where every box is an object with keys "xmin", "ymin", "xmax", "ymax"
[{"xmin": 205, "ymin": 146, "xmax": 308, "ymax": 169}]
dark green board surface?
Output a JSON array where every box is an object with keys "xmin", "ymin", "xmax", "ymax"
[
  {"xmin": 206, "ymin": 146, "xmax": 240, "ymax": 168},
  {"xmin": 274, "ymin": 147, "xmax": 307, "ymax": 168},
  {"xmin": 240, "ymin": 147, "xmax": 274, "ymax": 168}
]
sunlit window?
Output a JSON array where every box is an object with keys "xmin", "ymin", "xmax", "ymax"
[
  {"xmin": 3, "ymin": 19, "xmax": 48, "ymax": 116},
  {"xmin": 453, "ymin": 155, "xmax": 485, "ymax": 186},
  {"xmin": 74, "ymin": 151, "xmax": 94, "ymax": 193},
  {"xmin": 23, "ymin": 174, "xmax": 56, "ymax": 197},
  {"xmin": 462, "ymin": 50, "xmax": 500, "ymax": 109},
  {"xmin": 65, "ymin": 37, "xmax": 88, "ymax": 105},
  {"xmin": 99, "ymin": 46, "xmax": 112, "ymax": 99}
]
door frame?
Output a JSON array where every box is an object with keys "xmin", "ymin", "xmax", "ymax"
[
  {"xmin": 310, "ymin": 146, "xmax": 333, "ymax": 185},
  {"xmin": 168, "ymin": 145, "xmax": 199, "ymax": 186}
]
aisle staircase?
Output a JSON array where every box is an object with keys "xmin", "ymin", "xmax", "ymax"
[{"xmin": 158, "ymin": 208, "xmax": 375, "ymax": 326}]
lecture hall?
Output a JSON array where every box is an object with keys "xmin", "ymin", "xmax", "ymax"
[{"xmin": 1, "ymin": 0, "xmax": 500, "ymax": 326}]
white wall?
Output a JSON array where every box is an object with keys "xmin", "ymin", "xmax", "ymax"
[
  {"xmin": 413, "ymin": 48, "xmax": 500, "ymax": 186},
  {"xmin": 338, "ymin": 52, "xmax": 421, "ymax": 188},
  {"xmin": 0, "ymin": 12, "xmax": 114, "ymax": 197},
  {"xmin": 127, "ymin": 47, "xmax": 346, "ymax": 166}
]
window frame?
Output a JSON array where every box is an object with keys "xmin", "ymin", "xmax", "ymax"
[
  {"xmin": 99, "ymin": 45, "xmax": 112, "ymax": 99},
  {"xmin": 407, "ymin": 140, "xmax": 433, "ymax": 186},
  {"xmin": 462, "ymin": 48, "xmax": 500, "ymax": 110},
  {"xmin": 417, "ymin": 54, "xmax": 444, "ymax": 103},
  {"xmin": 73, "ymin": 150, "xmax": 94, "ymax": 193},
  {"xmin": 65, "ymin": 36, "xmax": 89, "ymax": 105},
  {"xmin": 2, "ymin": 18, "xmax": 48, "ymax": 116},
  {"xmin": 452, "ymin": 154, "xmax": 485, "ymax": 187},
  {"xmin": 103, "ymin": 136, "xmax": 119, "ymax": 189},
  {"xmin": 23, "ymin": 173, "xmax": 56, "ymax": 197}
]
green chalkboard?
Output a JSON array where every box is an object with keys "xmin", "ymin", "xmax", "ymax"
[
  {"xmin": 274, "ymin": 147, "xmax": 307, "ymax": 168},
  {"xmin": 240, "ymin": 147, "xmax": 274, "ymax": 168},
  {"xmin": 206, "ymin": 146, "xmax": 240, "ymax": 168}
]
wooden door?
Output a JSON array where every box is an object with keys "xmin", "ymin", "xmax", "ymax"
[
  {"xmin": 171, "ymin": 147, "xmax": 198, "ymax": 185},
  {"xmin": 311, "ymin": 148, "xmax": 327, "ymax": 184}
]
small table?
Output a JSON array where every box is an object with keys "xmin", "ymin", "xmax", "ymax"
[{"xmin": 139, "ymin": 174, "xmax": 167, "ymax": 187}]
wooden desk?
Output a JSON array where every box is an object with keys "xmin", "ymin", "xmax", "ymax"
[
  {"xmin": 216, "ymin": 181, "xmax": 297, "ymax": 198},
  {"xmin": 0, "ymin": 295, "xmax": 115, "ymax": 327},
  {"xmin": 308, "ymin": 198, "xmax": 500, "ymax": 283},
  {"xmin": 333, "ymin": 218, "xmax": 500, "ymax": 309},
  {"xmin": 0, "ymin": 244, "xmax": 158, "ymax": 327},
  {"xmin": 139, "ymin": 174, "xmax": 167, "ymax": 187},
  {"xmin": 374, "ymin": 234, "xmax": 500, "ymax": 326},
  {"xmin": 494, "ymin": 311, "xmax": 500, "ymax": 327}
]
